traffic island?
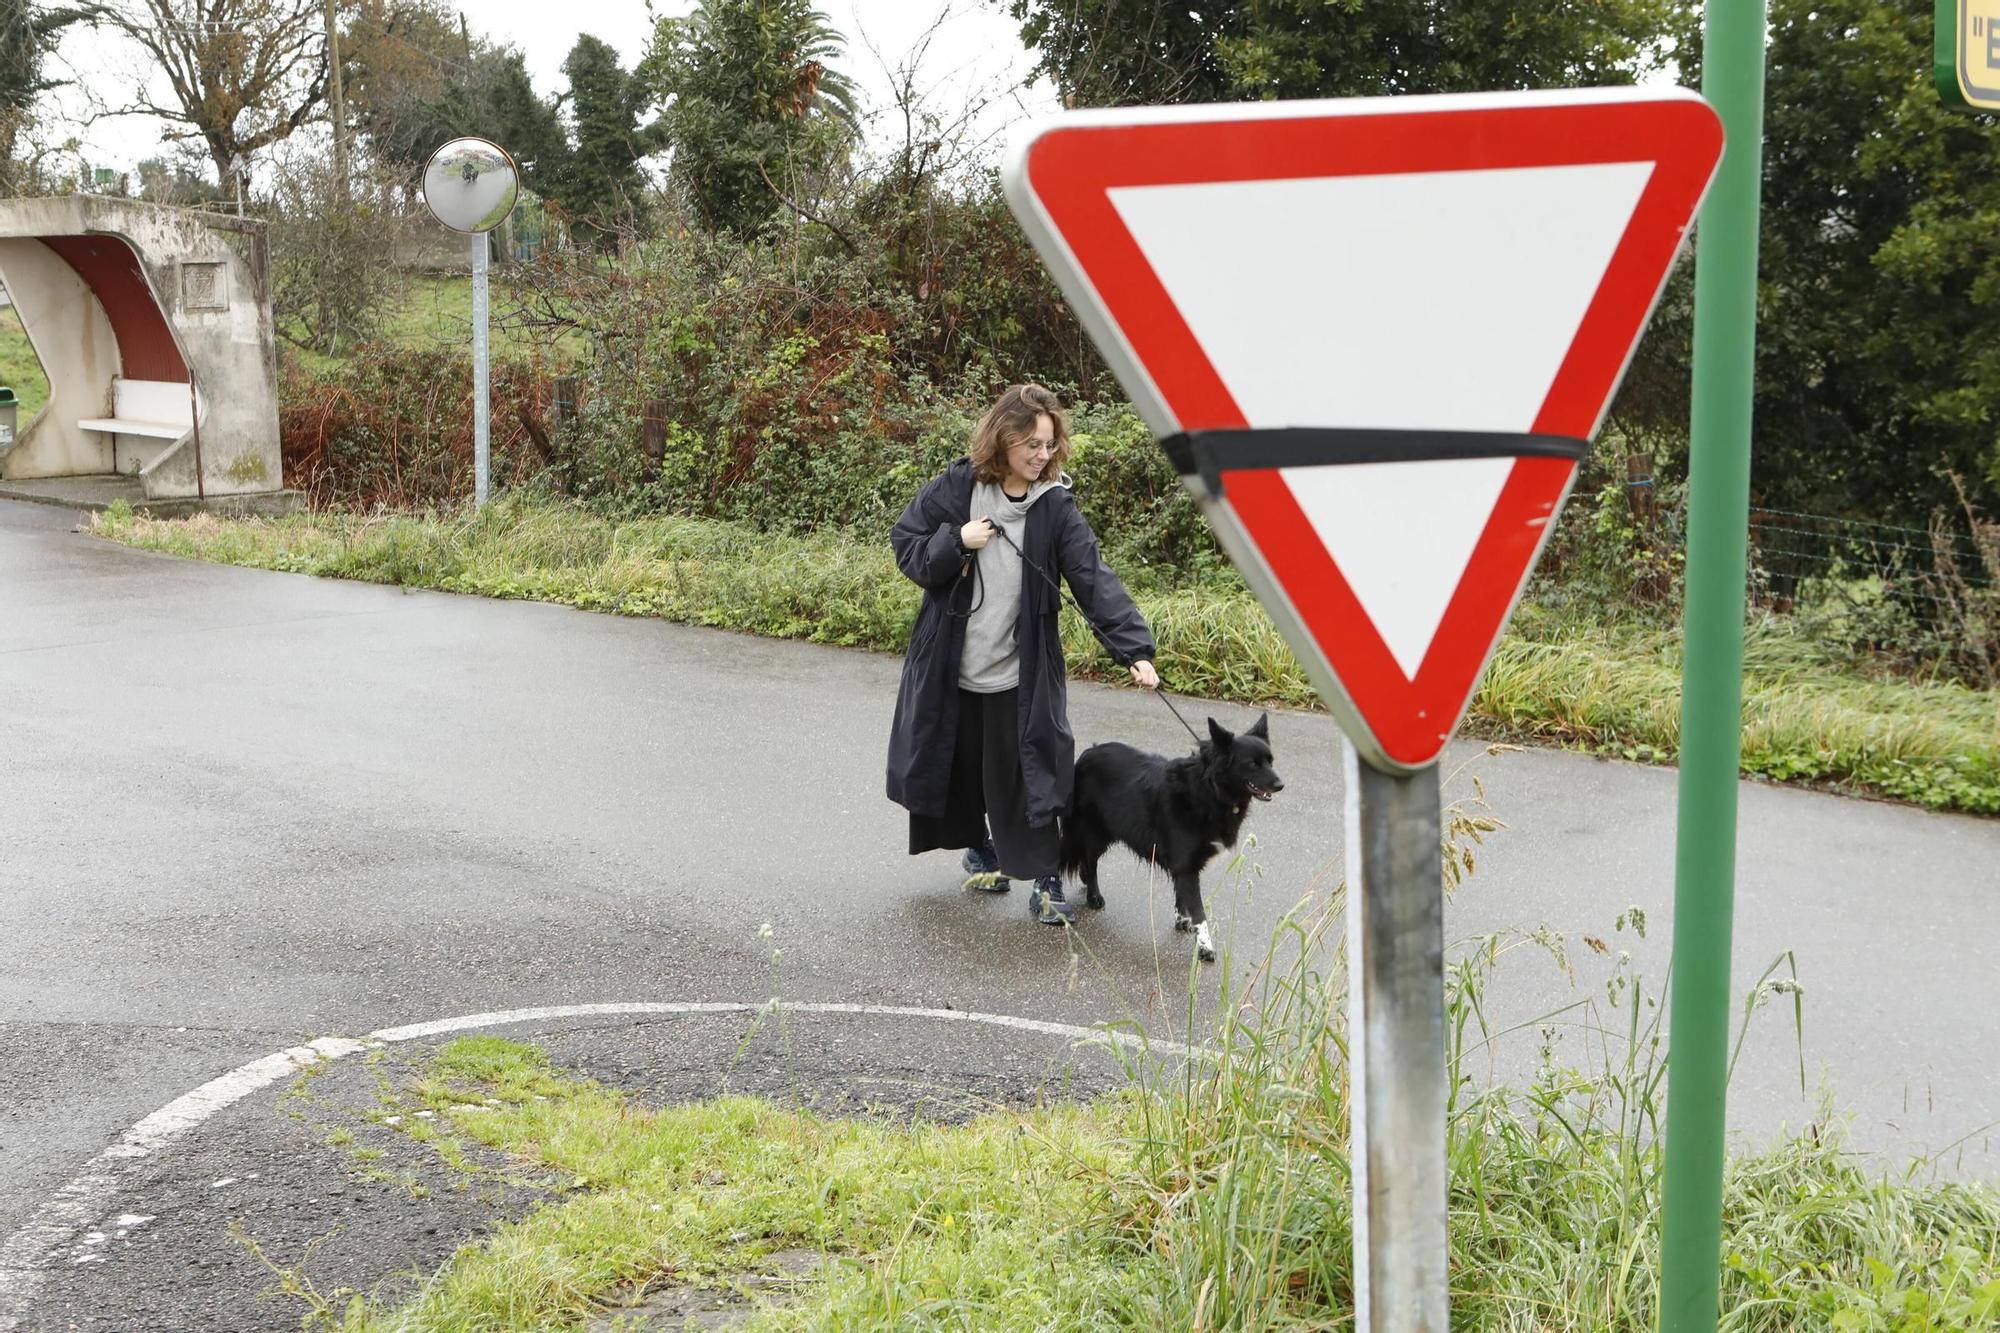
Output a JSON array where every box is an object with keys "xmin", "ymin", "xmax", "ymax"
[{"xmin": 11, "ymin": 1008, "xmax": 1151, "ymax": 1332}]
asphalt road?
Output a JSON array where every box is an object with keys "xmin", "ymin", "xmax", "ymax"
[{"xmin": 2, "ymin": 495, "xmax": 1995, "ymax": 1287}]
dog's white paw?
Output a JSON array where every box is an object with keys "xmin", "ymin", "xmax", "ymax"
[{"xmin": 1195, "ymin": 922, "xmax": 1216, "ymax": 962}]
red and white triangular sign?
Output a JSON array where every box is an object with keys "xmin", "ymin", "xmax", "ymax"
[{"xmin": 1002, "ymin": 88, "xmax": 1723, "ymax": 771}]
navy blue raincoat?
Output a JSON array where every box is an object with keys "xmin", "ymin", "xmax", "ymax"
[{"xmin": 885, "ymin": 458, "xmax": 1156, "ymax": 829}]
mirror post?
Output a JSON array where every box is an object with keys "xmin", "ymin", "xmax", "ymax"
[
  {"xmin": 419, "ymin": 137, "xmax": 518, "ymax": 513},
  {"xmin": 471, "ymin": 230, "xmax": 490, "ymax": 508}
]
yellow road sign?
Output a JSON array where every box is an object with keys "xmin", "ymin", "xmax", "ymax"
[{"xmin": 1937, "ymin": 0, "xmax": 2000, "ymax": 112}]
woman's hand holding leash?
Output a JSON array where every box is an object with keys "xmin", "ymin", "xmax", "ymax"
[
  {"xmin": 1130, "ymin": 660, "xmax": 1159, "ymax": 690},
  {"xmin": 959, "ymin": 517, "xmax": 996, "ymax": 551}
]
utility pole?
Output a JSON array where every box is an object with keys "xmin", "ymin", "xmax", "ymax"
[{"xmin": 325, "ymin": 0, "xmax": 349, "ymax": 206}]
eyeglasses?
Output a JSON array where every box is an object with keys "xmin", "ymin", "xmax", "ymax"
[{"xmin": 1012, "ymin": 439, "xmax": 1055, "ymax": 455}]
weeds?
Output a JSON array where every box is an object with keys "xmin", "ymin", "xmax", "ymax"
[
  {"xmin": 228, "ymin": 1222, "xmax": 364, "ymax": 1331},
  {"xmin": 1919, "ymin": 473, "xmax": 2000, "ymax": 689}
]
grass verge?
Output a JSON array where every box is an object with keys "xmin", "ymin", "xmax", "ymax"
[
  {"xmin": 91, "ymin": 497, "xmax": 2000, "ymax": 815},
  {"xmin": 283, "ymin": 272, "xmax": 585, "ymax": 374},
  {"xmin": 0, "ymin": 305, "xmax": 51, "ymax": 422},
  {"xmin": 283, "ymin": 902, "xmax": 2000, "ymax": 1330}
]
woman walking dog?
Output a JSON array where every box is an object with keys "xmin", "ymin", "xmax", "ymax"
[{"xmin": 886, "ymin": 384, "xmax": 1158, "ymax": 925}]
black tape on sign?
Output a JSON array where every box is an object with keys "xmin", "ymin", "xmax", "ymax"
[{"xmin": 1159, "ymin": 428, "xmax": 1591, "ymax": 501}]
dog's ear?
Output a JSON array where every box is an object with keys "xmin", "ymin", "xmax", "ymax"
[
  {"xmin": 1248, "ymin": 712, "xmax": 1270, "ymax": 740},
  {"xmin": 1206, "ymin": 717, "xmax": 1233, "ymax": 747}
]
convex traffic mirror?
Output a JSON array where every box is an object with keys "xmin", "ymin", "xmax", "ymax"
[{"xmin": 422, "ymin": 137, "xmax": 519, "ymax": 234}]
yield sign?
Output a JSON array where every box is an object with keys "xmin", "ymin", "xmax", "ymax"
[{"xmin": 1001, "ymin": 88, "xmax": 1723, "ymax": 771}]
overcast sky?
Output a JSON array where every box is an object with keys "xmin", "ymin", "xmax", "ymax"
[{"xmin": 50, "ymin": 0, "xmax": 1059, "ymax": 181}]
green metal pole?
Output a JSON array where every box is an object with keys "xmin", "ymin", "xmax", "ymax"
[{"xmin": 1661, "ymin": 2, "xmax": 1767, "ymax": 1329}]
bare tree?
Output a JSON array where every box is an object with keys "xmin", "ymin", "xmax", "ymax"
[
  {"xmin": 850, "ymin": 1, "xmax": 1043, "ymax": 192},
  {"xmin": 102, "ymin": 0, "xmax": 328, "ymax": 192},
  {"xmin": 264, "ymin": 138, "xmax": 395, "ymax": 354}
]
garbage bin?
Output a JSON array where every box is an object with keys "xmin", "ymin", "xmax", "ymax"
[{"xmin": 0, "ymin": 387, "xmax": 16, "ymax": 450}]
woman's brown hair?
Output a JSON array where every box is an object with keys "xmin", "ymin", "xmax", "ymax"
[{"xmin": 968, "ymin": 384, "xmax": 1071, "ymax": 485}]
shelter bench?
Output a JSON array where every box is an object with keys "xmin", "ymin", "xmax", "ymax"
[
  {"xmin": 78, "ymin": 377, "xmax": 194, "ymax": 443},
  {"xmin": 78, "ymin": 377, "xmax": 194, "ymax": 475}
]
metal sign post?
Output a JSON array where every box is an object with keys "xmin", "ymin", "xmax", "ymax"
[
  {"xmin": 421, "ymin": 137, "xmax": 519, "ymax": 508},
  {"xmin": 999, "ymin": 90, "xmax": 1724, "ymax": 1330},
  {"xmin": 1346, "ymin": 747, "xmax": 1448, "ymax": 1330}
]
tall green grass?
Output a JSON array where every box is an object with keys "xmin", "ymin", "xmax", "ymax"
[
  {"xmin": 1129, "ymin": 892, "xmax": 1997, "ymax": 1330},
  {"xmin": 1484, "ymin": 605, "xmax": 2000, "ymax": 811},
  {"xmin": 92, "ymin": 496, "xmax": 2000, "ymax": 814}
]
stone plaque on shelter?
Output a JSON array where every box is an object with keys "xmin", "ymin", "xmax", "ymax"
[{"xmin": 180, "ymin": 261, "xmax": 226, "ymax": 311}]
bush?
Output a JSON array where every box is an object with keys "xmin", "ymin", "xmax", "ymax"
[
  {"xmin": 280, "ymin": 239, "xmax": 1216, "ymax": 572},
  {"xmin": 514, "ymin": 232, "xmax": 943, "ymax": 525},
  {"xmin": 265, "ymin": 175, "xmax": 398, "ymax": 357},
  {"xmin": 1532, "ymin": 443, "xmax": 1686, "ymax": 618},
  {"xmin": 280, "ymin": 348, "xmax": 556, "ymax": 510},
  {"xmin": 1062, "ymin": 400, "xmax": 1224, "ymax": 587},
  {"xmin": 847, "ymin": 172, "xmax": 1114, "ymax": 399},
  {"xmin": 496, "ymin": 209, "xmax": 1161, "ymax": 541}
]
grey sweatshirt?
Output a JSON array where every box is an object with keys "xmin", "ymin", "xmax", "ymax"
[{"xmin": 958, "ymin": 473, "xmax": 1070, "ymax": 693}]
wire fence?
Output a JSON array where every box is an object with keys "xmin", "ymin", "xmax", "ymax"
[
  {"xmin": 1746, "ymin": 505, "xmax": 1994, "ymax": 613},
  {"xmin": 1556, "ymin": 469, "xmax": 2000, "ymax": 681}
]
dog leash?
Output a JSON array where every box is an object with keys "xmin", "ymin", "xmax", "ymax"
[{"xmin": 981, "ymin": 521, "xmax": 1207, "ymax": 748}]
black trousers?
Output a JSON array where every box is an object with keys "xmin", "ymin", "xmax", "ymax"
[{"xmin": 907, "ymin": 687, "xmax": 1061, "ymax": 880}]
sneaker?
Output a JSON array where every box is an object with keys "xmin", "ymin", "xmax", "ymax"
[
  {"xmin": 1029, "ymin": 876, "xmax": 1076, "ymax": 925},
  {"xmin": 961, "ymin": 843, "xmax": 1008, "ymax": 893}
]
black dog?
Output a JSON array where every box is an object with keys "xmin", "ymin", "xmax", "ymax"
[{"xmin": 1060, "ymin": 714, "xmax": 1284, "ymax": 962}]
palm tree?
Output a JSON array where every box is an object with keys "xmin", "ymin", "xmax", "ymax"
[{"xmin": 645, "ymin": 0, "xmax": 862, "ymax": 236}]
